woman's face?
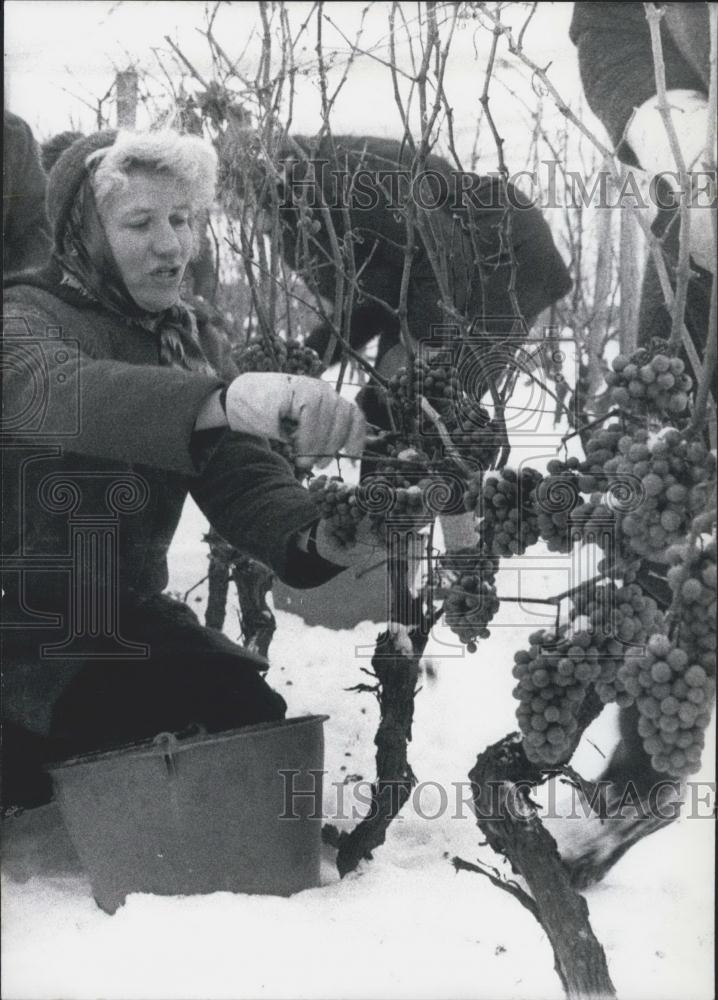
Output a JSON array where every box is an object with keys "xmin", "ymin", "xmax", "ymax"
[{"xmin": 99, "ymin": 170, "xmax": 194, "ymax": 312}]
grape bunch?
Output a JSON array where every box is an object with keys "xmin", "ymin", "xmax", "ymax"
[
  {"xmin": 234, "ymin": 333, "xmax": 325, "ymax": 377},
  {"xmin": 372, "ymin": 445, "xmax": 466, "ymax": 519},
  {"xmin": 609, "ymin": 428, "xmax": 713, "ymax": 563},
  {"xmin": 447, "ymin": 401, "xmax": 501, "ymax": 474},
  {"xmin": 307, "ymin": 476, "xmax": 364, "ymax": 546},
  {"xmin": 667, "ymin": 532, "xmax": 718, "ymax": 670},
  {"xmin": 284, "ymin": 339, "xmax": 326, "ymax": 377},
  {"xmin": 606, "ymin": 341, "xmax": 693, "ymax": 419},
  {"xmin": 574, "ymin": 424, "xmax": 623, "ymax": 491},
  {"xmin": 371, "ymin": 477, "xmax": 433, "ymax": 523},
  {"xmin": 511, "ymin": 580, "xmax": 669, "ymax": 765},
  {"xmin": 555, "ymin": 425, "xmax": 624, "ymax": 551},
  {"xmin": 308, "ymin": 473, "xmax": 434, "ymax": 547},
  {"xmin": 388, "ymin": 354, "xmax": 460, "ymax": 424},
  {"xmin": 563, "ymin": 423, "xmax": 714, "ymax": 569},
  {"xmin": 612, "ymin": 534, "xmax": 716, "ymax": 778},
  {"xmin": 366, "ymin": 437, "xmax": 432, "ymax": 486},
  {"xmin": 386, "ymin": 354, "xmax": 499, "ymax": 474},
  {"xmin": 234, "ymin": 334, "xmax": 289, "ymax": 373},
  {"xmin": 617, "ymin": 634, "xmax": 714, "ymax": 778},
  {"xmin": 512, "ymin": 628, "xmax": 597, "ymax": 765},
  {"xmin": 571, "ymin": 581, "xmax": 664, "ymax": 705},
  {"xmin": 532, "ymin": 458, "xmax": 582, "ymax": 554},
  {"xmin": 464, "ymin": 467, "xmax": 543, "ymax": 557},
  {"xmin": 438, "ymin": 547, "xmax": 500, "ymax": 652}
]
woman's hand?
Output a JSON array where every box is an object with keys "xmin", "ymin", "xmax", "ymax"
[
  {"xmin": 224, "ymin": 372, "xmax": 366, "ymax": 469},
  {"xmin": 299, "ymin": 516, "xmax": 384, "ymax": 568}
]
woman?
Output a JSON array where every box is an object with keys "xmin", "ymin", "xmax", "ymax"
[{"xmin": 2, "ymin": 129, "xmax": 371, "ymax": 808}]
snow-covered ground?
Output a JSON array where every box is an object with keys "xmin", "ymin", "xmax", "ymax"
[{"xmin": 2, "ymin": 493, "xmax": 715, "ymax": 1000}]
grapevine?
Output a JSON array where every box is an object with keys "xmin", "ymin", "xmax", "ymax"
[{"xmin": 501, "ymin": 330, "xmax": 716, "ymax": 785}]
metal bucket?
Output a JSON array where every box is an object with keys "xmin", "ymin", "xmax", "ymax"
[{"xmin": 48, "ymin": 715, "xmax": 329, "ymax": 914}]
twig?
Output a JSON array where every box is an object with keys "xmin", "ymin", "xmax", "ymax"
[
  {"xmin": 164, "ymin": 35, "xmax": 210, "ymax": 89},
  {"xmin": 691, "ymin": 272, "xmax": 717, "ymax": 432},
  {"xmin": 183, "ymin": 573, "xmax": 209, "ymax": 602},
  {"xmin": 420, "ymin": 396, "xmax": 473, "ymax": 477},
  {"xmin": 452, "ymin": 855, "xmax": 540, "ymax": 920},
  {"xmin": 496, "ymin": 595, "xmax": 559, "ymax": 606},
  {"xmin": 644, "ymin": 4, "xmax": 691, "ymax": 350}
]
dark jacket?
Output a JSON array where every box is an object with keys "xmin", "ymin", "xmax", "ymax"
[
  {"xmin": 2, "ymin": 266, "xmax": 338, "ymax": 628},
  {"xmin": 270, "ymin": 135, "xmax": 572, "ymax": 366},
  {"xmin": 570, "ymin": 3, "xmax": 710, "ymax": 164},
  {"xmin": 3, "ymin": 111, "xmax": 52, "ymax": 274}
]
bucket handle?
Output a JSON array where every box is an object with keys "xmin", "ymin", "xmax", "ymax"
[{"xmin": 153, "ymin": 732, "xmax": 179, "ymax": 779}]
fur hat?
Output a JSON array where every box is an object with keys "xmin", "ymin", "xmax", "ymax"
[
  {"xmin": 46, "ymin": 129, "xmax": 218, "ymax": 253},
  {"xmin": 46, "ymin": 130, "xmax": 118, "ymax": 252}
]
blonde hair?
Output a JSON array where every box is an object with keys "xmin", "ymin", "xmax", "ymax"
[{"xmin": 87, "ymin": 130, "xmax": 217, "ymax": 213}]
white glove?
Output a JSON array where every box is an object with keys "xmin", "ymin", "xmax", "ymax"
[
  {"xmin": 224, "ymin": 372, "xmax": 366, "ymax": 469},
  {"xmin": 311, "ymin": 520, "xmax": 427, "ymax": 580},
  {"xmin": 439, "ymin": 511, "xmax": 477, "ymax": 552},
  {"xmin": 627, "ymin": 90, "xmax": 715, "ymax": 274},
  {"xmin": 312, "ymin": 516, "xmax": 383, "ymax": 568}
]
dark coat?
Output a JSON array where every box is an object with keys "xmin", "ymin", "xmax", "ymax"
[
  {"xmin": 3, "ymin": 111, "xmax": 52, "ymax": 275},
  {"xmin": 271, "ymin": 135, "xmax": 572, "ymax": 367},
  {"xmin": 569, "ymin": 2, "xmax": 709, "ymax": 164},
  {"xmin": 2, "ymin": 266, "xmax": 339, "ymax": 751}
]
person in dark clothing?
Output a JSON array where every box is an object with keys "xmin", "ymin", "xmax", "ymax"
[
  {"xmin": 1, "ymin": 129, "xmax": 371, "ymax": 809},
  {"xmin": 231, "ymin": 133, "xmax": 572, "ymax": 428},
  {"xmin": 570, "ymin": 2, "xmax": 714, "ymax": 360},
  {"xmin": 40, "ymin": 130, "xmax": 85, "ymax": 174},
  {"xmin": 570, "ymin": 4, "xmax": 715, "ymax": 804},
  {"xmin": 3, "ymin": 110, "xmax": 52, "ymax": 274}
]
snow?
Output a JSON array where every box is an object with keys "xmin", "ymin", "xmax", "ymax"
[{"xmin": 2, "ymin": 497, "xmax": 715, "ymax": 1000}]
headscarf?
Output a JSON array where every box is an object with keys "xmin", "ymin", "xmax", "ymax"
[{"xmin": 53, "ymin": 139, "xmax": 214, "ymax": 375}]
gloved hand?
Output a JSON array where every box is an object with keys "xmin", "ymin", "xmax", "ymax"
[
  {"xmin": 627, "ymin": 90, "xmax": 715, "ymax": 274},
  {"xmin": 439, "ymin": 511, "xmax": 478, "ymax": 552},
  {"xmin": 224, "ymin": 372, "xmax": 366, "ymax": 470},
  {"xmin": 312, "ymin": 513, "xmax": 384, "ymax": 568}
]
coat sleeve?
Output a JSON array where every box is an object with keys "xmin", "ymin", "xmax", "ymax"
[
  {"xmin": 2, "ymin": 297, "xmax": 224, "ymax": 474},
  {"xmin": 569, "ymin": 2, "xmax": 706, "ymax": 163},
  {"xmin": 2, "ymin": 113, "xmax": 52, "ymax": 274},
  {"xmin": 189, "ymin": 430, "xmax": 344, "ymax": 588}
]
